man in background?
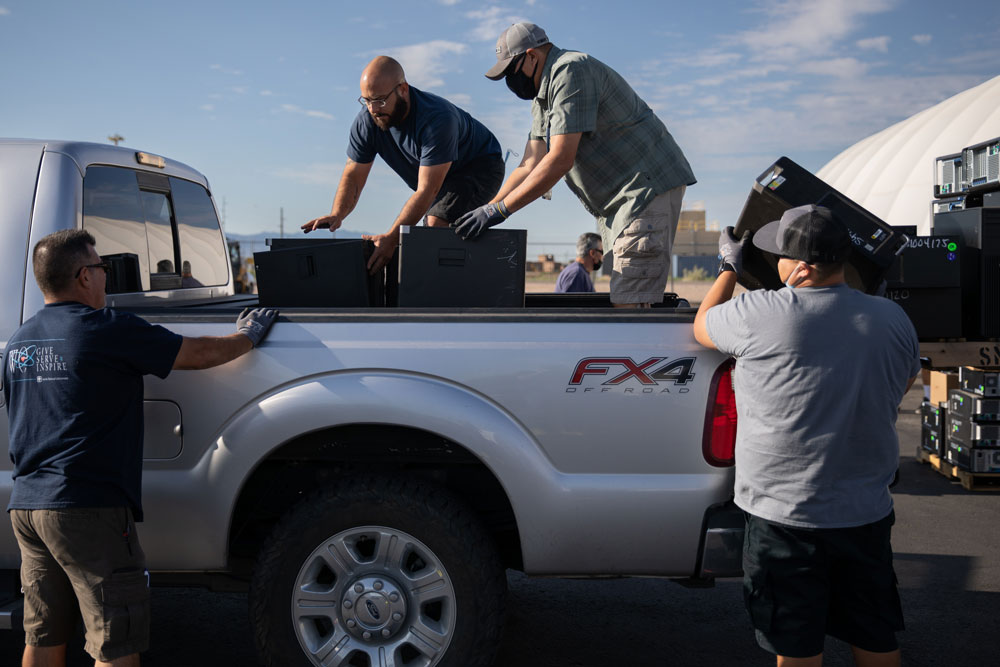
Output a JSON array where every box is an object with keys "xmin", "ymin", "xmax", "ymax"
[{"xmin": 555, "ymin": 232, "xmax": 602, "ymax": 293}]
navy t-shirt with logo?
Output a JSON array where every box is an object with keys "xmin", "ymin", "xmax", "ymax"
[{"xmin": 3, "ymin": 301, "xmax": 183, "ymax": 521}]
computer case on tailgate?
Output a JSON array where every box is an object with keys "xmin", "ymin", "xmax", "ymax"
[{"xmin": 733, "ymin": 157, "xmax": 908, "ymax": 294}]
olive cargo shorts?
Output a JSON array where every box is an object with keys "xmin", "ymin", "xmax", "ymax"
[{"xmin": 11, "ymin": 507, "xmax": 150, "ymax": 661}]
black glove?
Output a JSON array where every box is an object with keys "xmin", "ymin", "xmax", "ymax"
[
  {"xmin": 718, "ymin": 226, "xmax": 751, "ymax": 276},
  {"xmin": 236, "ymin": 307, "xmax": 278, "ymax": 347},
  {"xmin": 452, "ymin": 201, "xmax": 509, "ymax": 240}
]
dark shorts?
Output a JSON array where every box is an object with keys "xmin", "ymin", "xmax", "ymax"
[
  {"xmin": 742, "ymin": 510, "xmax": 903, "ymax": 658},
  {"xmin": 425, "ymin": 154, "xmax": 505, "ymax": 224},
  {"xmin": 11, "ymin": 507, "xmax": 150, "ymax": 661}
]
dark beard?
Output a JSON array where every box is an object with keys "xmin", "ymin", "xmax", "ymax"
[{"xmin": 373, "ymin": 98, "xmax": 409, "ymax": 130}]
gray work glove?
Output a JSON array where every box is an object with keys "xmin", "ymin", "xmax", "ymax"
[
  {"xmin": 452, "ymin": 201, "xmax": 509, "ymax": 240},
  {"xmin": 236, "ymin": 307, "xmax": 278, "ymax": 347},
  {"xmin": 718, "ymin": 226, "xmax": 751, "ymax": 275}
]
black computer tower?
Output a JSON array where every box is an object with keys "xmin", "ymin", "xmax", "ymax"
[
  {"xmin": 397, "ymin": 226, "xmax": 527, "ymax": 307},
  {"xmin": 733, "ymin": 157, "xmax": 908, "ymax": 293},
  {"xmin": 254, "ymin": 239, "xmax": 373, "ymax": 307},
  {"xmin": 932, "ymin": 208, "xmax": 1000, "ymax": 337},
  {"xmin": 882, "ymin": 236, "xmax": 973, "ymax": 339}
]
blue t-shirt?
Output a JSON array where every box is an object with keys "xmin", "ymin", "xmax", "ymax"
[
  {"xmin": 4, "ymin": 302, "xmax": 183, "ymax": 520},
  {"xmin": 555, "ymin": 261, "xmax": 595, "ymax": 293},
  {"xmin": 347, "ymin": 86, "xmax": 502, "ymax": 191}
]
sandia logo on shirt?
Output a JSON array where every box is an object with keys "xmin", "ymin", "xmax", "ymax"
[{"xmin": 9, "ymin": 345, "xmax": 37, "ymax": 373}]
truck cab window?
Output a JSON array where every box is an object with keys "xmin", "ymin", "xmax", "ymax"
[
  {"xmin": 83, "ymin": 166, "xmax": 228, "ymax": 292},
  {"xmin": 82, "ymin": 166, "xmax": 152, "ymax": 291},
  {"xmin": 170, "ymin": 177, "xmax": 228, "ymax": 287}
]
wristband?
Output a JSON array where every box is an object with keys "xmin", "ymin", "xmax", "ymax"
[
  {"xmin": 717, "ymin": 260, "xmax": 738, "ymax": 276},
  {"xmin": 497, "ymin": 200, "xmax": 511, "ymax": 219}
]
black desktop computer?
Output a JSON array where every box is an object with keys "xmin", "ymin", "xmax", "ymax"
[
  {"xmin": 254, "ymin": 238, "xmax": 374, "ymax": 307},
  {"xmin": 932, "ymin": 208, "xmax": 1000, "ymax": 338},
  {"xmin": 733, "ymin": 157, "xmax": 908, "ymax": 294},
  {"xmin": 397, "ymin": 226, "xmax": 527, "ymax": 307}
]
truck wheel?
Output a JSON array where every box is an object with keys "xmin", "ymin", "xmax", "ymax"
[{"xmin": 249, "ymin": 476, "xmax": 506, "ymax": 667}]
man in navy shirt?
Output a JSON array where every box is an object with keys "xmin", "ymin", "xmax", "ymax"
[
  {"xmin": 555, "ymin": 232, "xmax": 602, "ymax": 293},
  {"xmin": 302, "ymin": 56, "xmax": 505, "ymax": 273},
  {"xmin": 3, "ymin": 230, "xmax": 277, "ymax": 667}
]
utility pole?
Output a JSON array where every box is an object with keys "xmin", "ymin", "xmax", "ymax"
[
  {"xmin": 108, "ymin": 134, "xmax": 124, "ymax": 146},
  {"xmin": 279, "ymin": 207, "xmax": 284, "ymax": 239}
]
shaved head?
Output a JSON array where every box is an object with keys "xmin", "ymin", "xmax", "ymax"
[
  {"xmin": 360, "ymin": 56, "xmax": 410, "ymax": 130},
  {"xmin": 361, "ymin": 56, "xmax": 406, "ymax": 95}
]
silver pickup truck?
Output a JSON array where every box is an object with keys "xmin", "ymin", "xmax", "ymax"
[{"xmin": 0, "ymin": 139, "xmax": 742, "ymax": 667}]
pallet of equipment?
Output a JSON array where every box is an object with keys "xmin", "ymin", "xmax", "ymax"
[{"xmin": 914, "ymin": 445, "xmax": 1000, "ymax": 491}]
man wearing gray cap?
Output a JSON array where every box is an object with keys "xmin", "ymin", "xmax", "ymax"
[
  {"xmin": 693, "ymin": 206, "xmax": 920, "ymax": 667},
  {"xmin": 454, "ymin": 22, "xmax": 696, "ymax": 308}
]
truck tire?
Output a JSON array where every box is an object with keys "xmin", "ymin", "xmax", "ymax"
[{"xmin": 249, "ymin": 475, "xmax": 506, "ymax": 667}]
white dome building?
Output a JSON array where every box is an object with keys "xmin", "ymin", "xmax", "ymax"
[{"xmin": 818, "ymin": 75, "xmax": 1000, "ymax": 235}]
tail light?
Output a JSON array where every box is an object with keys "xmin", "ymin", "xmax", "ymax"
[{"xmin": 703, "ymin": 359, "xmax": 737, "ymax": 466}]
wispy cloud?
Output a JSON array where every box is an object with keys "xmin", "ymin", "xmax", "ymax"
[
  {"xmin": 798, "ymin": 57, "xmax": 870, "ymax": 79},
  {"xmin": 465, "ymin": 6, "xmax": 529, "ymax": 42},
  {"xmin": 210, "ymin": 64, "xmax": 243, "ymax": 76},
  {"xmin": 200, "ymin": 104, "xmax": 215, "ymax": 112},
  {"xmin": 736, "ymin": 0, "xmax": 897, "ymax": 61},
  {"xmin": 438, "ymin": 0, "xmax": 462, "ymax": 5},
  {"xmin": 229, "ymin": 86, "xmax": 248, "ymax": 95},
  {"xmin": 856, "ymin": 36, "xmax": 890, "ymax": 53},
  {"xmin": 259, "ymin": 90, "xmax": 274, "ymax": 96},
  {"xmin": 0, "ymin": 7, "xmax": 10, "ymax": 16},
  {"xmin": 912, "ymin": 34, "xmax": 933, "ymax": 46},
  {"xmin": 377, "ymin": 40, "xmax": 468, "ymax": 89},
  {"xmin": 279, "ymin": 104, "xmax": 334, "ymax": 121},
  {"xmin": 273, "ymin": 163, "xmax": 344, "ymax": 187}
]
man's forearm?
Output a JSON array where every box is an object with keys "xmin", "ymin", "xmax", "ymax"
[
  {"xmin": 330, "ymin": 172, "xmax": 363, "ymax": 220},
  {"xmin": 386, "ymin": 187, "xmax": 440, "ymax": 235},
  {"xmin": 492, "ymin": 165, "xmax": 533, "ymax": 204},
  {"xmin": 501, "ymin": 153, "xmax": 571, "ymax": 213},
  {"xmin": 174, "ymin": 334, "xmax": 254, "ymax": 370},
  {"xmin": 693, "ymin": 272, "xmax": 738, "ymax": 349}
]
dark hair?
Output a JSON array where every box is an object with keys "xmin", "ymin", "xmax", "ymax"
[
  {"xmin": 576, "ymin": 232, "xmax": 602, "ymax": 257},
  {"xmin": 32, "ymin": 229, "xmax": 96, "ymax": 295}
]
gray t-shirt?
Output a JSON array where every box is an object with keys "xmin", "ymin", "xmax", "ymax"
[{"xmin": 705, "ymin": 284, "xmax": 920, "ymax": 529}]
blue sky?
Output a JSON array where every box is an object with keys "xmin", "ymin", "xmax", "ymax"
[{"xmin": 2, "ymin": 0, "xmax": 998, "ymax": 260}]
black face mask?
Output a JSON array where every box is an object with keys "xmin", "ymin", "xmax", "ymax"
[
  {"xmin": 505, "ymin": 54, "xmax": 538, "ymax": 100},
  {"xmin": 593, "ymin": 259, "xmax": 603, "ymax": 271}
]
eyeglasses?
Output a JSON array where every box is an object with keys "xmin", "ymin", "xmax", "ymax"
[
  {"xmin": 75, "ymin": 262, "xmax": 111, "ymax": 278},
  {"xmin": 358, "ymin": 83, "xmax": 401, "ymax": 109}
]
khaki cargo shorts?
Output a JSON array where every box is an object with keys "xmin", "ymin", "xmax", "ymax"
[
  {"xmin": 11, "ymin": 507, "xmax": 150, "ymax": 661},
  {"xmin": 610, "ymin": 185, "xmax": 686, "ymax": 304}
]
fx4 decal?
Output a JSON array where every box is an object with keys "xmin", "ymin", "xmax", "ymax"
[{"xmin": 569, "ymin": 357, "xmax": 697, "ymax": 386}]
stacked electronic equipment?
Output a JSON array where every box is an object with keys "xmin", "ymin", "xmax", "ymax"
[
  {"xmin": 916, "ymin": 136, "xmax": 1000, "ymax": 479},
  {"xmin": 946, "ymin": 369, "xmax": 1000, "ymax": 473}
]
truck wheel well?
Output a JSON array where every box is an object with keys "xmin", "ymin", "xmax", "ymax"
[{"xmin": 227, "ymin": 424, "xmax": 523, "ymax": 578}]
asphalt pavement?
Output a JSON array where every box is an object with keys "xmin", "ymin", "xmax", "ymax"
[{"xmin": 2, "ymin": 382, "xmax": 998, "ymax": 666}]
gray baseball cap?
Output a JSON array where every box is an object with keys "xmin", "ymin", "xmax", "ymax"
[
  {"xmin": 752, "ymin": 204, "xmax": 852, "ymax": 263},
  {"xmin": 485, "ymin": 22, "xmax": 550, "ymax": 80}
]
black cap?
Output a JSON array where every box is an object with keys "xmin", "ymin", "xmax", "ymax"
[{"xmin": 752, "ymin": 204, "xmax": 851, "ymax": 263}]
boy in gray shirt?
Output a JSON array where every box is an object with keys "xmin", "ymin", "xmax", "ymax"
[{"xmin": 693, "ymin": 205, "xmax": 920, "ymax": 666}]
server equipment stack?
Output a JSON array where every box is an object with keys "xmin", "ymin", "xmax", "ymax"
[{"xmin": 947, "ymin": 368, "xmax": 1000, "ymax": 473}]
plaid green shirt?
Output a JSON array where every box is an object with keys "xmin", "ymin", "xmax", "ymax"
[{"xmin": 531, "ymin": 46, "xmax": 696, "ymax": 243}]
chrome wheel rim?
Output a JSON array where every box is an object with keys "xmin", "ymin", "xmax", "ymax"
[{"xmin": 292, "ymin": 526, "xmax": 456, "ymax": 666}]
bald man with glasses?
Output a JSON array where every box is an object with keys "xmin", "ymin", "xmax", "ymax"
[{"xmin": 303, "ymin": 56, "xmax": 505, "ymax": 274}]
